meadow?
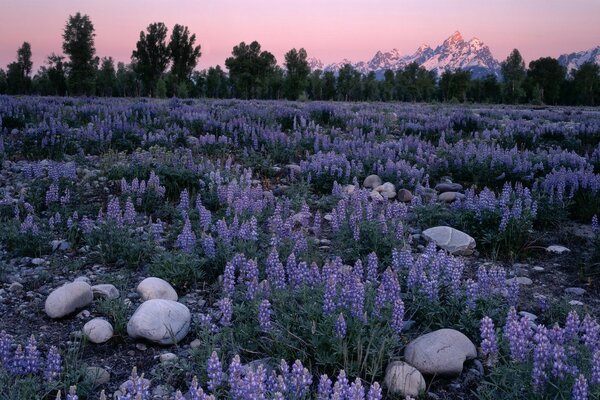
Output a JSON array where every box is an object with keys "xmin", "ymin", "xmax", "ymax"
[{"xmin": 1, "ymin": 95, "xmax": 600, "ymax": 399}]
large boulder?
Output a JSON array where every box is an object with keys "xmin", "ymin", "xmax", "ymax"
[
  {"xmin": 404, "ymin": 329, "xmax": 477, "ymax": 377},
  {"xmin": 384, "ymin": 361, "xmax": 426, "ymax": 397},
  {"xmin": 45, "ymin": 281, "xmax": 93, "ymax": 319},
  {"xmin": 136, "ymin": 277, "xmax": 178, "ymax": 301},
  {"xmin": 422, "ymin": 226, "xmax": 476, "ymax": 255},
  {"xmin": 127, "ymin": 299, "xmax": 191, "ymax": 345},
  {"xmin": 363, "ymin": 174, "xmax": 383, "ymax": 189}
]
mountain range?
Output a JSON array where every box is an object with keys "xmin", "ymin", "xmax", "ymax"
[{"xmin": 308, "ymin": 31, "xmax": 600, "ymax": 79}]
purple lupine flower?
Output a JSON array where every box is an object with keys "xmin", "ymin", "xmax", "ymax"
[
  {"xmin": 550, "ymin": 343, "xmax": 569, "ymax": 379},
  {"xmin": 288, "ymin": 360, "xmax": 312, "ymax": 398},
  {"xmin": 335, "ymin": 313, "xmax": 347, "ymax": 339},
  {"xmin": 207, "ymin": 351, "xmax": 223, "ymax": 392},
  {"xmin": 44, "ymin": 346, "xmax": 62, "ymax": 381},
  {"xmin": 505, "ymin": 279, "xmax": 520, "ymax": 307},
  {"xmin": 335, "ymin": 370, "xmax": 350, "ymax": 399},
  {"xmin": 592, "ymin": 215, "xmax": 599, "ymax": 235},
  {"xmin": 179, "ymin": 189, "xmax": 190, "ymax": 212},
  {"xmin": 532, "ymin": 324, "xmax": 551, "ymax": 389},
  {"xmin": 45, "ymin": 183, "xmax": 59, "ymax": 206},
  {"xmin": 504, "ymin": 307, "xmax": 531, "ymax": 363},
  {"xmin": 391, "ymin": 298, "xmax": 404, "ymax": 335},
  {"xmin": 23, "ymin": 335, "xmax": 40, "ymax": 374},
  {"xmin": 106, "ymin": 197, "xmax": 123, "ymax": 226},
  {"xmin": 202, "ymin": 235, "xmax": 216, "ymax": 258},
  {"xmin": 480, "ymin": 317, "xmax": 498, "ymax": 365},
  {"xmin": 366, "ymin": 382, "xmax": 382, "ymax": 400},
  {"xmin": 0, "ymin": 330, "xmax": 13, "ymax": 368},
  {"xmin": 323, "ymin": 275, "xmax": 338, "ymax": 315},
  {"xmin": 266, "ymin": 248, "xmax": 286, "ymax": 290},
  {"xmin": 317, "ymin": 374, "xmax": 333, "ymax": 400},
  {"xmin": 366, "ymin": 252, "xmax": 378, "ymax": 283},
  {"xmin": 228, "ymin": 355, "xmax": 243, "ymax": 398},
  {"xmin": 223, "ymin": 260, "xmax": 236, "ymax": 297},
  {"xmin": 564, "ymin": 310, "xmax": 580, "ymax": 342},
  {"xmin": 60, "ymin": 189, "xmax": 70, "ymax": 205},
  {"xmin": 123, "ymin": 197, "xmax": 136, "ymax": 225},
  {"xmin": 591, "ymin": 350, "xmax": 600, "ymax": 385},
  {"xmin": 66, "ymin": 386, "xmax": 79, "ymax": 400},
  {"xmin": 581, "ymin": 314, "xmax": 599, "ymax": 350},
  {"xmin": 572, "ymin": 374, "xmax": 588, "ymax": 400},
  {"xmin": 176, "ymin": 218, "xmax": 196, "ymax": 253},
  {"xmin": 10, "ymin": 344, "xmax": 26, "ymax": 375},
  {"xmin": 465, "ymin": 279, "xmax": 478, "ymax": 310},
  {"xmin": 258, "ymin": 300, "xmax": 272, "ymax": 332},
  {"xmin": 218, "ymin": 297, "xmax": 233, "ymax": 327}
]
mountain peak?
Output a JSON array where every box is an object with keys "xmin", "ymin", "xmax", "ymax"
[{"xmin": 444, "ymin": 31, "xmax": 464, "ymax": 45}]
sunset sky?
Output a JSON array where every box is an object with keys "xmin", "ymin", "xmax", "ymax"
[{"xmin": 1, "ymin": 0, "xmax": 599, "ymax": 72}]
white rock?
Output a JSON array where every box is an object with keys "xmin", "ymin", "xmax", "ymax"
[
  {"xmin": 363, "ymin": 174, "xmax": 383, "ymax": 189},
  {"xmin": 83, "ymin": 318, "xmax": 114, "ymax": 344},
  {"xmin": 404, "ymin": 329, "xmax": 476, "ymax": 377},
  {"xmin": 519, "ymin": 311, "xmax": 538, "ymax": 321},
  {"xmin": 45, "ymin": 282, "xmax": 93, "ymax": 319},
  {"xmin": 546, "ymin": 245, "xmax": 570, "ymax": 254},
  {"xmin": 343, "ymin": 185, "xmax": 356, "ymax": 195},
  {"xmin": 506, "ymin": 277, "xmax": 533, "ymax": 286},
  {"xmin": 136, "ymin": 277, "xmax": 178, "ymax": 301},
  {"xmin": 31, "ymin": 258, "xmax": 45, "ymax": 265},
  {"xmin": 438, "ymin": 192, "xmax": 465, "ymax": 203},
  {"xmin": 569, "ymin": 300, "xmax": 584, "ymax": 306},
  {"xmin": 91, "ymin": 284, "xmax": 120, "ymax": 299},
  {"xmin": 384, "ymin": 361, "xmax": 426, "ymax": 397},
  {"xmin": 370, "ymin": 190, "xmax": 384, "ymax": 202},
  {"xmin": 159, "ymin": 353, "xmax": 178, "ymax": 363},
  {"xmin": 422, "ymin": 226, "xmax": 476, "ymax": 255},
  {"xmin": 375, "ymin": 182, "xmax": 396, "ymax": 193},
  {"xmin": 127, "ymin": 299, "xmax": 191, "ymax": 345},
  {"xmin": 564, "ymin": 287, "xmax": 586, "ymax": 296}
]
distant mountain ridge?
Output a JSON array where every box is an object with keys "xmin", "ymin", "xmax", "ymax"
[{"xmin": 558, "ymin": 46, "xmax": 600, "ymax": 72}]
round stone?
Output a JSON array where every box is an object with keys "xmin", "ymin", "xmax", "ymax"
[
  {"xmin": 136, "ymin": 277, "xmax": 178, "ymax": 301},
  {"xmin": 363, "ymin": 174, "xmax": 383, "ymax": 189},
  {"xmin": 404, "ymin": 329, "xmax": 477, "ymax": 377},
  {"xmin": 127, "ymin": 299, "xmax": 191, "ymax": 345},
  {"xmin": 438, "ymin": 191, "xmax": 465, "ymax": 203},
  {"xmin": 45, "ymin": 281, "xmax": 94, "ymax": 319},
  {"xmin": 422, "ymin": 226, "xmax": 476, "ymax": 255},
  {"xmin": 83, "ymin": 318, "xmax": 114, "ymax": 344},
  {"xmin": 397, "ymin": 189, "xmax": 414, "ymax": 202},
  {"xmin": 86, "ymin": 366, "xmax": 110, "ymax": 386},
  {"xmin": 384, "ymin": 361, "xmax": 426, "ymax": 397},
  {"xmin": 435, "ymin": 182, "xmax": 463, "ymax": 193}
]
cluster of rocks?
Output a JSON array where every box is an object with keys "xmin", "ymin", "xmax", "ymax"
[
  {"xmin": 384, "ymin": 328, "xmax": 478, "ymax": 398},
  {"xmin": 363, "ymin": 174, "xmax": 414, "ymax": 202}
]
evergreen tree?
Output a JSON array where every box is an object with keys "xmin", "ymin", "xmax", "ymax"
[
  {"xmin": 6, "ymin": 42, "xmax": 33, "ymax": 94},
  {"xmin": 283, "ymin": 48, "xmax": 310, "ymax": 100},
  {"xmin": 96, "ymin": 57, "xmax": 117, "ymax": 96},
  {"xmin": 168, "ymin": 24, "xmax": 201, "ymax": 86},
  {"xmin": 0, "ymin": 69, "xmax": 7, "ymax": 94},
  {"xmin": 307, "ymin": 70, "xmax": 323, "ymax": 100},
  {"xmin": 132, "ymin": 22, "xmax": 169, "ymax": 96},
  {"xmin": 225, "ymin": 41, "xmax": 276, "ymax": 99},
  {"xmin": 206, "ymin": 65, "xmax": 228, "ymax": 98},
  {"xmin": 63, "ymin": 13, "xmax": 97, "ymax": 95},
  {"xmin": 572, "ymin": 62, "xmax": 600, "ymax": 106},
  {"xmin": 322, "ymin": 71, "xmax": 336, "ymax": 100},
  {"xmin": 527, "ymin": 57, "xmax": 566, "ymax": 105}
]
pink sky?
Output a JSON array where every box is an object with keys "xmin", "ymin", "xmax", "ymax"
[{"xmin": 1, "ymin": 0, "xmax": 599, "ymax": 72}]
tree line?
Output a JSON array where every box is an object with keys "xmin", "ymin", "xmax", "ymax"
[{"xmin": 0, "ymin": 12, "xmax": 599, "ymax": 106}]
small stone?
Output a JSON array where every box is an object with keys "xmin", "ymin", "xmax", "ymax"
[
  {"xmin": 76, "ymin": 310, "xmax": 91, "ymax": 319},
  {"xmin": 86, "ymin": 366, "xmax": 110, "ymax": 386},
  {"xmin": 546, "ymin": 245, "xmax": 570, "ymax": 254},
  {"xmin": 397, "ymin": 189, "xmax": 413, "ymax": 202},
  {"xmin": 51, "ymin": 239, "xmax": 71, "ymax": 252},
  {"xmin": 160, "ymin": 353, "xmax": 178, "ymax": 363},
  {"xmin": 91, "ymin": 284, "xmax": 120, "ymax": 299},
  {"xmin": 569, "ymin": 300, "xmax": 584, "ymax": 306},
  {"xmin": 343, "ymin": 184, "xmax": 356, "ymax": 195},
  {"xmin": 285, "ymin": 164, "xmax": 302, "ymax": 174},
  {"xmin": 45, "ymin": 281, "xmax": 94, "ymax": 319},
  {"xmin": 404, "ymin": 329, "xmax": 476, "ymax": 377},
  {"xmin": 127, "ymin": 299, "xmax": 191, "ymax": 345},
  {"xmin": 438, "ymin": 192, "xmax": 465, "ymax": 203},
  {"xmin": 532, "ymin": 267, "xmax": 545, "ymax": 272},
  {"xmin": 136, "ymin": 277, "xmax": 178, "ymax": 301},
  {"xmin": 564, "ymin": 287, "xmax": 586, "ymax": 296},
  {"xmin": 83, "ymin": 318, "xmax": 113, "ymax": 344},
  {"xmin": 363, "ymin": 174, "xmax": 383, "ymax": 189},
  {"xmin": 370, "ymin": 191, "xmax": 384, "ymax": 202},
  {"xmin": 519, "ymin": 311, "xmax": 538, "ymax": 321},
  {"xmin": 31, "ymin": 258, "xmax": 45, "ymax": 266},
  {"xmin": 9, "ymin": 282, "xmax": 23, "ymax": 293},
  {"xmin": 375, "ymin": 182, "xmax": 396, "ymax": 193},
  {"xmin": 435, "ymin": 182, "xmax": 463, "ymax": 193},
  {"xmin": 384, "ymin": 361, "xmax": 426, "ymax": 398},
  {"xmin": 136, "ymin": 343, "xmax": 147, "ymax": 351},
  {"xmin": 190, "ymin": 339, "xmax": 202, "ymax": 349},
  {"xmin": 506, "ymin": 277, "xmax": 533, "ymax": 286}
]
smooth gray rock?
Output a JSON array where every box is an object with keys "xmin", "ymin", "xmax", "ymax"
[
  {"xmin": 435, "ymin": 182, "xmax": 463, "ymax": 193},
  {"xmin": 397, "ymin": 189, "xmax": 414, "ymax": 202},
  {"xmin": 422, "ymin": 226, "xmax": 476, "ymax": 255},
  {"xmin": 86, "ymin": 366, "xmax": 110, "ymax": 386},
  {"xmin": 384, "ymin": 361, "xmax": 426, "ymax": 397},
  {"xmin": 83, "ymin": 318, "xmax": 114, "ymax": 344},
  {"xmin": 363, "ymin": 174, "xmax": 383, "ymax": 189},
  {"xmin": 91, "ymin": 284, "xmax": 120, "ymax": 299},
  {"xmin": 127, "ymin": 299, "xmax": 190, "ymax": 344},
  {"xmin": 438, "ymin": 192, "xmax": 465, "ymax": 203},
  {"xmin": 136, "ymin": 277, "xmax": 178, "ymax": 301},
  {"xmin": 45, "ymin": 282, "xmax": 93, "ymax": 319},
  {"xmin": 565, "ymin": 287, "xmax": 586, "ymax": 296}
]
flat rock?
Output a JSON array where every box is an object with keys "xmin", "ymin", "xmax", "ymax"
[
  {"xmin": 136, "ymin": 277, "xmax": 178, "ymax": 301},
  {"xmin": 564, "ymin": 287, "xmax": 586, "ymax": 296},
  {"xmin": 83, "ymin": 318, "xmax": 114, "ymax": 344},
  {"xmin": 91, "ymin": 284, "xmax": 120, "ymax": 299},
  {"xmin": 127, "ymin": 299, "xmax": 191, "ymax": 345},
  {"xmin": 404, "ymin": 329, "xmax": 476, "ymax": 377},
  {"xmin": 363, "ymin": 174, "xmax": 383, "ymax": 189},
  {"xmin": 435, "ymin": 182, "xmax": 463, "ymax": 193},
  {"xmin": 45, "ymin": 282, "xmax": 93, "ymax": 319},
  {"xmin": 506, "ymin": 277, "xmax": 533, "ymax": 286},
  {"xmin": 384, "ymin": 361, "xmax": 426, "ymax": 397},
  {"xmin": 438, "ymin": 192, "xmax": 465, "ymax": 203},
  {"xmin": 422, "ymin": 226, "xmax": 476, "ymax": 255},
  {"xmin": 397, "ymin": 189, "xmax": 413, "ymax": 202},
  {"xmin": 546, "ymin": 245, "xmax": 570, "ymax": 254}
]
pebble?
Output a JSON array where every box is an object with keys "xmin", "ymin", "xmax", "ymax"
[
  {"xmin": 91, "ymin": 284, "xmax": 120, "ymax": 299},
  {"xmin": 9, "ymin": 282, "xmax": 23, "ymax": 293},
  {"xmin": 190, "ymin": 339, "xmax": 202, "ymax": 349},
  {"xmin": 160, "ymin": 353, "xmax": 178, "ymax": 363}
]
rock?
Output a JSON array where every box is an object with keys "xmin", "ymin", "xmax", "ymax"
[
  {"xmin": 384, "ymin": 361, "xmax": 426, "ymax": 398},
  {"xmin": 569, "ymin": 300, "xmax": 584, "ymax": 306},
  {"xmin": 416, "ymin": 186, "xmax": 437, "ymax": 203},
  {"xmin": 91, "ymin": 284, "xmax": 120, "ymax": 299},
  {"xmin": 285, "ymin": 164, "xmax": 302, "ymax": 174},
  {"xmin": 404, "ymin": 329, "xmax": 477, "ymax": 377},
  {"xmin": 375, "ymin": 182, "xmax": 395, "ymax": 193},
  {"xmin": 136, "ymin": 343, "xmax": 147, "ymax": 351},
  {"xmin": 532, "ymin": 266, "xmax": 545, "ymax": 272},
  {"xmin": 9, "ymin": 282, "xmax": 23, "ymax": 293},
  {"xmin": 186, "ymin": 136, "xmax": 200, "ymax": 147},
  {"xmin": 86, "ymin": 366, "xmax": 110, "ymax": 386},
  {"xmin": 45, "ymin": 282, "xmax": 94, "ymax": 319},
  {"xmin": 397, "ymin": 189, "xmax": 413, "ymax": 202},
  {"xmin": 51, "ymin": 239, "xmax": 71, "ymax": 252},
  {"xmin": 31, "ymin": 258, "xmax": 45, "ymax": 266},
  {"xmin": 565, "ymin": 287, "xmax": 586, "ymax": 296},
  {"xmin": 438, "ymin": 192, "xmax": 465, "ymax": 203},
  {"xmin": 127, "ymin": 299, "xmax": 191, "ymax": 345},
  {"xmin": 370, "ymin": 191, "xmax": 384, "ymax": 202},
  {"xmin": 363, "ymin": 174, "xmax": 383, "ymax": 189},
  {"xmin": 74, "ymin": 276, "xmax": 91, "ymax": 284},
  {"xmin": 381, "ymin": 190, "xmax": 397, "ymax": 200},
  {"xmin": 83, "ymin": 318, "xmax": 113, "ymax": 344},
  {"xmin": 190, "ymin": 339, "xmax": 202, "ymax": 349},
  {"xmin": 136, "ymin": 277, "xmax": 178, "ymax": 301},
  {"xmin": 160, "ymin": 353, "xmax": 178, "ymax": 363},
  {"xmin": 546, "ymin": 245, "xmax": 570, "ymax": 254},
  {"xmin": 506, "ymin": 277, "xmax": 533, "ymax": 286},
  {"xmin": 422, "ymin": 226, "xmax": 476, "ymax": 255},
  {"xmin": 519, "ymin": 311, "xmax": 538, "ymax": 321},
  {"xmin": 343, "ymin": 185, "xmax": 356, "ymax": 195},
  {"xmin": 435, "ymin": 182, "xmax": 463, "ymax": 193}
]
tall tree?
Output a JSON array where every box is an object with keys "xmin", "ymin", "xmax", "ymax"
[
  {"xmin": 168, "ymin": 24, "xmax": 201, "ymax": 85},
  {"xmin": 132, "ymin": 22, "xmax": 170, "ymax": 96},
  {"xmin": 0, "ymin": 69, "xmax": 7, "ymax": 94},
  {"xmin": 45, "ymin": 53, "xmax": 67, "ymax": 96},
  {"xmin": 501, "ymin": 49, "xmax": 526, "ymax": 103},
  {"xmin": 116, "ymin": 62, "xmax": 140, "ymax": 97},
  {"xmin": 439, "ymin": 69, "xmax": 471, "ymax": 102},
  {"xmin": 307, "ymin": 70, "xmax": 323, "ymax": 100},
  {"xmin": 63, "ymin": 13, "xmax": 97, "ymax": 95},
  {"xmin": 527, "ymin": 57, "xmax": 566, "ymax": 105},
  {"xmin": 572, "ymin": 62, "xmax": 600, "ymax": 106},
  {"xmin": 206, "ymin": 65, "xmax": 228, "ymax": 98},
  {"xmin": 283, "ymin": 48, "xmax": 310, "ymax": 100},
  {"xmin": 225, "ymin": 41, "xmax": 276, "ymax": 99},
  {"xmin": 322, "ymin": 71, "xmax": 336, "ymax": 100},
  {"xmin": 6, "ymin": 42, "xmax": 33, "ymax": 94},
  {"xmin": 96, "ymin": 57, "xmax": 117, "ymax": 96}
]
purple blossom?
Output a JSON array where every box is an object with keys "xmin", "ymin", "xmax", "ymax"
[
  {"xmin": 218, "ymin": 297, "xmax": 233, "ymax": 327},
  {"xmin": 207, "ymin": 351, "xmax": 223, "ymax": 392},
  {"xmin": 391, "ymin": 298, "xmax": 404, "ymax": 335},
  {"xmin": 44, "ymin": 346, "xmax": 61, "ymax": 381},
  {"xmin": 176, "ymin": 217, "xmax": 196, "ymax": 253},
  {"xmin": 258, "ymin": 300, "xmax": 272, "ymax": 332},
  {"xmin": 572, "ymin": 374, "xmax": 588, "ymax": 400},
  {"xmin": 335, "ymin": 313, "xmax": 347, "ymax": 339},
  {"xmin": 480, "ymin": 316, "xmax": 498, "ymax": 365}
]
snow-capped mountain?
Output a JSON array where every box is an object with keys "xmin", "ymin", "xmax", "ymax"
[
  {"xmin": 313, "ymin": 31, "xmax": 501, "ymax": 79},
  {"xmin": 558, "ymin": 46, "xmax": 600, "ymax": 73}
]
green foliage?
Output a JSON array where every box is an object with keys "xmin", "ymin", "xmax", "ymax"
[
  {"xmin": 63, "ymin": 13, "xmax": 97, "ymax": 95},
  {"xmin": 168, "ymin": 24, "xmax": 201, "ymax": 85},
  {"xmin": 132, "ymin": 22, "xmax": 170, "ymax": 97},
  {"xmin": 85, "ymin": 222, "xmax": 154, "ymax": 267},
  {"xmin": 95, "ymin": 297, "xmax": 131, "ymax": 338},
  {"xmin": 148, "ymin": 251, "xmax": 205, "ymax": 290},
  {"xmin": 225, "ymin": 41, "xmax": 277, "ymax": 99},
  {"xmin": 0, "ymin": 222, "xmax": 51, "ymax": 257},
  {"xmin": 501, "ymin": 49, "xmax": 527, "ymax": 104}
]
